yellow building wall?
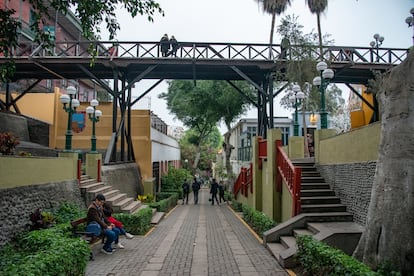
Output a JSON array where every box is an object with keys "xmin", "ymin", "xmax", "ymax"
[
  {"xmin": 350, "ymin": 86, "xmax": 374, "ymax": 129},
  {"xmin": 0, "ymin": 92, "xmax": 56, "ymax": 124},
  {"xmin": 6, "ymin": 88, "xmax": 153, "ymax": 182},
  {"xmin": 0, "ymin": 155, "xmax": 77, "ymax": 188}
]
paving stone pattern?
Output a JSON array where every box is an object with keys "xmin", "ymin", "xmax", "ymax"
[{"xmin": 86, "ymin": 188, "xmax": 288, "ymax": 276}]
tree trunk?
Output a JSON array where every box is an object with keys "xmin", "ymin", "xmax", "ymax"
[
  {"xmin": 316, "ymin": 13, "xmax": 323, "ymax": 60},
  {"xmin": 192, "ymin": 143, "xmax": 202, "ymax": 170},
  {"xmin": 353, "ymin": 51, "xmax": 414, "ymax": 274},
  {"xmin": 269, "ymin": 12, "xmax": 276, "ymax": 59},
  {"xmin": 224, "ymin": 124, "xmax": 234, "ymax": 189}
]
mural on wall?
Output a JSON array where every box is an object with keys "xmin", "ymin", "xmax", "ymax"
[{"xmin": 72, "ymin": 112, "xmax": 86, "ymax": 133}]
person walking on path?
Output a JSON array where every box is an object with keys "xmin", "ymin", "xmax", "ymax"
[
  {"xmin": 182, "ymin": 179, "xmax": 190, "ymax": 205},
  {"xmin": 86, "ymin": 194, "xmax": 121, "ymax": 255},
  {"xmin": 86, "ymin": 188, "xmax": 289, "ymax": 275},
  {"xmin": 210, "ymin": 178, "xmax": 219, "ymax": 205},
  {"xmin": 160, "ymin": 34, "xmax": 170, "ymax": 57},
  {"xmin": 169, "ymin": 35, "xmax": 179, "ymax": 57},
  {"xmin": 192, "ymin": 177, "xmax": 201, "ymax": 204},
  {"xmin": 218, "ymin": 181, "xmax": 226, "ymax": 204}
]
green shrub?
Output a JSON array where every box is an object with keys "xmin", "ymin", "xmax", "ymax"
[
  {"xmin": 241, "ymin": 204, "xmax": 275, "ymax": 236},
  {"xmin": 161, "ymin": 189, "xmax": 182, "ymax": 199},
  {"xmin": 53, "ymin": 202, "xmax": 86, "ymax": 224},
  {"xmin": 0, "ymin": 226, "xmax": 89, "ymax": 276},
  {"xmin": 231, "ymin": 201, "xmax": 243, "ymax": 212},
  {"xmin": 296, "ymin": 235, "xmax": 376, "ymax": 276},
  {"xmin": 113, "ymin": 207, "xmax": 153, "ymax": 235},
  {"xmin": 161, "ymin": 167, "xmax": 191, "ymax": 190},
  {"xmin": 149, "ymin": 193, "xmax": 178, "ymax": 212}
]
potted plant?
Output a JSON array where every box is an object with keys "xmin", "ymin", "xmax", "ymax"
[{"xmin": 0, "ymin": 132, "xmax": 19, "ymax": 155}]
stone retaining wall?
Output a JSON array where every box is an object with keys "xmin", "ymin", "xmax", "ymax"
[
  {"xmin": 0, "ymin": 180, "xmax": 84, "ymax": 246},
  {"xmin": 102, "ymin": 162, "xmax": 143, "ymax": 199},
  {"xmin": 318, "ymin": 161, "xmax": 377, "ymax": 225}
]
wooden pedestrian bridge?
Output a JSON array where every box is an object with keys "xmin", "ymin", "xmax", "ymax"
[
  {"xmin": 1, "ymin": 41, "xmax": 409, "ymax": 161},
  {"xmin": 9, "ymin": 41, "xmax": 409, "ymax": 84}
]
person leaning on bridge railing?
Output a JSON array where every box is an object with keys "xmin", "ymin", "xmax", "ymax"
[
  {"xmin": 280, "ymin": 36, "xmax": 290, "ymax": 59},
  {"xmin": 160, "ymin": 34, "xmax": 170, "ymax": 57}
]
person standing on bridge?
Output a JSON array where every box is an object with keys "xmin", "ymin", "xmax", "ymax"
[
  {"xmin": 280, "ymin": 36, "xmax": 290, "ymax": 59},
  {"xmin": 169, "ymin": 35, "xmax": 179, "ymax": 57},
  {"xmin": 160, "ymin": 34, "xmax": 170, "ymax": 57}
]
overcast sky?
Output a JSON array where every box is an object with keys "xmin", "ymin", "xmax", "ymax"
[{"xmin": 105, "ymin": 0, "xmax": 414, "ymax": 132}]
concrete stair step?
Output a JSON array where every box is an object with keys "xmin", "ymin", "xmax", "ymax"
[
  {"xmin": 151, "ymin": 211, "xmax": 165, "ymax": 224},
  {"xmin": 103, "ymin": 189, "xmax": 120, "ymax": 199},
  {"xmin": 293, "ymin": 228, "xmax": 314, "ymax": 237},
  {"xmin": 267, "ymin": 242, "xmax": 287, "ymax": 257},
  {"xmin": 297, "ymin": 166, "xmax": 317, "ymax": 172},
  {"xmin": 301, "ymin": 171, "xmax": 321, "ymax": 177},
  {"xmin": 80, "ymin": 175, "xmax": 90, "ymax": 181},
  {"xmin": 280, "ymin": 236, "xmax": 296, "ymax": 249},
  {"xmin": 301, "ymin": 177, "xmax": 325, "ymax": 183},
  {"xmin": 119, "ymin": 200, "xmax": 142, "ymax": 214},
  {"xmin": 301, "ymin": 196, "xmax": 341, "ymax": 205},
  {"xmin": 301, "ymin": 204, "xmax": 347, "ymax": 213},
  {"xmin": 300, "ymin": 189, "xmax": 335, "ymax": 197},
  {"xmin": 88, "ymin": 185, "xmax": 113, "ymax": 196},
  {"xmin": 112, "ymin": 197, "xmax": 135, "ymax": 211},
  {"xmin": 80, "ymin": 182, "xmax": 104, "ymax": 191},
  {"xmin": 301, "ymin": 183, "xmax": 330, "ymax": 190},
  {"xmin": 79, "ymin": 178, "xmax": 98, "ymax": 186},
  {"xmin": 106, "ymin": 193, "xmax": 127, "ymax": 205}
]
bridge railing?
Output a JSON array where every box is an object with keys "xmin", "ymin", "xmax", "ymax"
[{"xmin": 17, "ymin": 41, "xmax": 410, "ymax": 65}]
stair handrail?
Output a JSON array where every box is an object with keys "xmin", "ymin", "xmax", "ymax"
[
  {"xmin": 233, "ymin": 163, "xmax": 253, "ymax": 199},
  {"xmin": 276, "ymin": 140, "xmax": 302, "ymax": 216}
]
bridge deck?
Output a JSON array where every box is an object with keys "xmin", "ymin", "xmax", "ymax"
[{"xmin": 4, "ymin": 41, "xmax": 409, "ymax": 85}]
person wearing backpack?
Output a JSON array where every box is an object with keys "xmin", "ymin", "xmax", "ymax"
[
  {"xmin": 192, "ymin": 177, "xmax": 201, "ymax": 204},
  {"xmin": 182, "ymin": 180, "xmax": 190, "ymax": 205}
]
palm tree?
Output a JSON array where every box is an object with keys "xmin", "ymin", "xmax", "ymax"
[
  {"xmin": 305, "ymin": 0, "xmax": 328, "ymax": 60},
  {"xmin": 255, "ymin": 0, "xmax": 291, "ymax": 58}
]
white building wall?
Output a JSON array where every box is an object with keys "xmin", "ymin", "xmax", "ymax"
[{"xmin": 151, "ymin": 128, "xmax": 180, "ymax": 162}]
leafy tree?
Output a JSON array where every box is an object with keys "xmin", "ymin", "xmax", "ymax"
[
  {"xmin": 0, "ymin": 0, "xmax": 164, "ymax": 82},
  {"xmin": 305, "ymin": 0, "xmax": 329, "ymax": 60},
  {"xmin": 160, "ymin": 80, "xmax": 222, "ymax": 169},
  {"xmin": 180, "ymin": 127, "xmax": 222, "ymax": 174},
  {"xmin": 160, "ymin": 80, "xmax": 255, "ymax": 177},
  {"xmin": 254, "ymin": 0, "xmax": 291, "ymax": 58}
]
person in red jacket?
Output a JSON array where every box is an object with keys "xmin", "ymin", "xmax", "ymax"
[{"xmin": 103, "ymin": 202, "xmax": 134, "ymax": 239}]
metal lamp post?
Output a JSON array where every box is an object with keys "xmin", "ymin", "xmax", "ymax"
[
  {"xmin": 370, "ymin": 33, "xmax": 384, "ymax": 62},
  {"xmin": 289, "ymin": 84, "xmax": 305, "ymax": 136},
  {"xmin": 86, "ymin": 99, "xmax": 102, "ymax": 153},
  {"xmin": 405, "ymin": 7, "xmax": 414, "ymax": 45},
  {"xmin": 59, "ymin": 86, "xmax": 80, "ymax": 151},
  {"xmin": 313, "ymin": 61, "xmax": 334, "ymax": 129}
]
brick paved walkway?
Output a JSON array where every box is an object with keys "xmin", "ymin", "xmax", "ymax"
[{"xmin": 86, "ymin": 188, "xmax": 288, "ymax": 276}]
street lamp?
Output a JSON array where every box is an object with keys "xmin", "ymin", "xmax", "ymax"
[
  {"xmin": 370, "ymin": 33, "xmax": 384, "ymax": 62},
  {"xmin": 289, "ymin": 84, "xmax": 305, "ymax": 136},
  {"xmin": 86, "ymin": 99, "xmax": 102, "ymax": 153},
  {"xmin": 405, "ymin": 7, "xmax": 414, "ymax": 45},
  {"xmin": 313, "ymin": 61, "xmax": 334, "ymax": 129},
  {"xmin": 60, "ymin": 86, "xmax": 80, "ymax": 151}
]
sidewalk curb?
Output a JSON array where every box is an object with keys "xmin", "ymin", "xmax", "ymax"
[{"xmin": 227, "ymin": 205, "xmax": 263, "ymax": 244}]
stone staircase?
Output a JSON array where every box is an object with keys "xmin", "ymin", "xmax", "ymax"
[
  {"xmin": 263, "ymin": 158, "xmax": 364, "ymax": 268},
  {"xmin": 79, "ymin": 175, "xmax": 144, "ymax": 214}
]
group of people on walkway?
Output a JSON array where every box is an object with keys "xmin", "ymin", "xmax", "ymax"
[
  {"xmin": 182, "ymin": 177, "xmax": 226, "ymax": 205},
  {"xmin": 160, "ymin": 34, "xmax": 179, "ymax": 57},
  {"xmin": 86, "ymin": 194, "xmax": 134, "ymax": 255}
]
